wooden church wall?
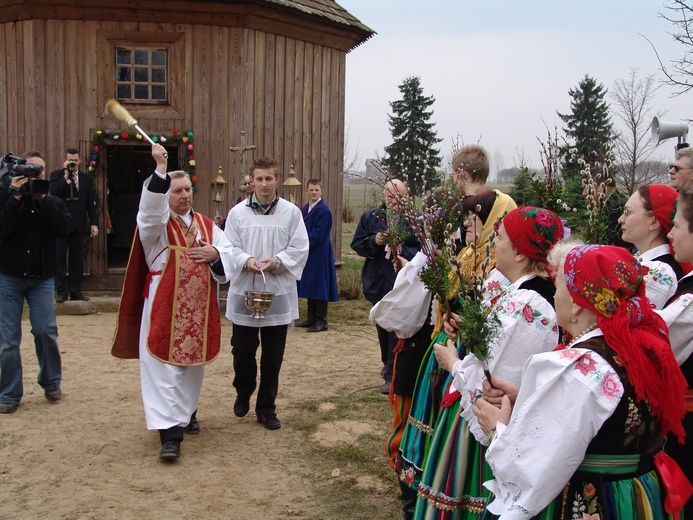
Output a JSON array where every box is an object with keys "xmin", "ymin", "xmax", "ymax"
[{"xmin": 0, "ymin": 18, "xmax": 346, "ymax": 276}]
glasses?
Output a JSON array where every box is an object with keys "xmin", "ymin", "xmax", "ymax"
[
  {"xmin": 622, "ymin": 208, "xmax": 652, "ymax": 218},
  {"xmin": 669, "ymin": 164, "xmax": 692, "ymax": 173}
]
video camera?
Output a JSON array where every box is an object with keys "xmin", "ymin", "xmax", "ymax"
[{"xmin": 0, "ymin": 152, "xmax": 49, "ymax": 195}]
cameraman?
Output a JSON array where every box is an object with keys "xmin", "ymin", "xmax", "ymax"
[
  {"xmin": 0, "ymin": 150, "xmax": 74, "ymax": 414},
  {"xmin": 49, "ymin": 148, "xmax": 98, "ymax": 302}
]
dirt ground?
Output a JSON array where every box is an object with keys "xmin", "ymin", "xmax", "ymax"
[{"xmin": 0, "ymin": 311, "xmax": 394, "ymax": 519}]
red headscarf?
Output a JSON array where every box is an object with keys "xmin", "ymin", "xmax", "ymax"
[
  {"xmin": 646, "ymin": 184, "xmax": 693, "ymax": 274},
  {"xmin": 564, "ymin": 244, "xmax": 686, "ymax": 442},
  {"xmin": 502, "ymin": 206, "xmax": 564, "ymax": 263},
  {"xmin": 647, "ymin": 184, "xmax": 678, "ymax": 234}
]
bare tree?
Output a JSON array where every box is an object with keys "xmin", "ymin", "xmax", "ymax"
[
  {"xmin": 342, "ymin": 121, "xmax": 362, "ymax": 179},
  {"xmin": 642, "ymin": 0, "xmax": 693, "ymax": 95},
  {"xmin": 610, "ymin": 68, "xmax": 664, "ymax": 194},
  {"xmin": 492, "ymin": 149, "xmax": 505, "ymax": 182}
]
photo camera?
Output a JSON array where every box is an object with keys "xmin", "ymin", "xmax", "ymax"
[{"xmin": 0, "ymin": 152, "xmax": 49, "ymax": 195}]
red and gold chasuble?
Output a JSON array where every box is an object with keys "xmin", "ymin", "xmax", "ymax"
[{"xmin": 112, "ymin": 212, "xmax": 221, "ymax": 366}]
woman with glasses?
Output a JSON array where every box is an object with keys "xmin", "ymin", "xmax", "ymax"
[{"xmin": 617, "ymin": 184, "xmax": 682, "ymax": 308}]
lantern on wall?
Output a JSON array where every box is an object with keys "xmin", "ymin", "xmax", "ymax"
[
  {"xmin": 282, "ymin": 164, "xmax": 302, "ymax": 205},
  {"xmin": 211, "ymin": 165, "xmax": 227, "ymax": 217}
]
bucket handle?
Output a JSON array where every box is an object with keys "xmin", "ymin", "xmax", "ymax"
[{"xmin": 252, "ymin": 269, "xmax": 267, "ymax": 291}]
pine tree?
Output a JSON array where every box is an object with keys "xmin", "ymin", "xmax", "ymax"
[
  {"xmin": 558, "ymin": 74, "xmax": 614, "ymax": 178},
  {"xmin": 382, "ymin": 76, "xmax": 442, "ymax": 197}
]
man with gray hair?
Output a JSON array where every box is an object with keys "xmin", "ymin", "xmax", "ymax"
[
  {"xmin": 113, "ymin": 143, "xmax": 234, "ymax": 461},
  {"xmin": 670, "ymin": 147, "xmax": 693, "ymax": 192},
  {"xmin": 350, "ymin": 179, "xmax": 420, "ymax": 394}
]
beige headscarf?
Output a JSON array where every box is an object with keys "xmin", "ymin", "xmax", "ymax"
[{"xmin": 433, "ymin": 190, "xmax": 517, "ymax": 334}]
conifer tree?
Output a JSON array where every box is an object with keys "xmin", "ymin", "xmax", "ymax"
[
  {"xmin": 558, "ymin": 74, "xmax": 614, "ymax": 178},
  {"xmin": 382, "ymin": 76, "xmax": 442, "ymax": 196}
]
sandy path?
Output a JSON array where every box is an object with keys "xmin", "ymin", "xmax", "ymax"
[{"xmin": 0, "ymin": 313, "xmax": 386, "ymax": 519}]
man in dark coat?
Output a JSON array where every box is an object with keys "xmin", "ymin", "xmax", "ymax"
[
  {"xmin": 49, "ymin": 147, "xmax": 98, "ymax": 302},
  {"xmin": 350, "ymin": 179, "xmax": 420, "ymax": 394},
  {"xmin": 296, "ymin": 179, "xmax": 339, "ymax": 332}
]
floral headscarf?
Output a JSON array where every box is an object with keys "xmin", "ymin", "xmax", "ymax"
[
  {"xmin": 647, "ymin": 184, "xmax": 678, "ymax": 235},
  {"xmin": 564, "ymin": 244, "xmax": 686, "ymax": 441},
  {"xmin": 502, "ymin": 206, "xmax": 564, "ymax": 263}
]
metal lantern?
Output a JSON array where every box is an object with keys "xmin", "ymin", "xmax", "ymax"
[
  {"xmin": 282, "ymin": 164, "xmax": 302, "ymax": 205},
  {"xmin": 211, "ymin": 165, "xmax": 227, "ymax": 217}
]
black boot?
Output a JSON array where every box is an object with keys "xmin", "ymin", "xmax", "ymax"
[
  {"xmin": 159, "ymin": 426, "xmax": 184, "ymax": 460},
  {"xmin": 296, "ymin": 299, "xmax": 317, "ymax": 327},
  {"xmin": 307, "ymin": 300, "xmax": 328, "ymax": 332},
  {"xmin": 399, "ymin": 479, "xmax": 417, "ymax": 520}
]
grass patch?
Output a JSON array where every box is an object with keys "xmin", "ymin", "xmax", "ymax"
[{"xmin": 292, "ymin": 390, "xmax": 402, "ymax": 520}]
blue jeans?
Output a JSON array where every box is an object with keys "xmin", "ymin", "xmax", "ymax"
[{"xmin": 0, "ymin": 273, "xmax": 62, "ymax": 404}]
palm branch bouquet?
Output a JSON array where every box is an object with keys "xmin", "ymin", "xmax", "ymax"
[{"xmin": 449, "ymin": 210, "xmax": 502, "ymax": 386}]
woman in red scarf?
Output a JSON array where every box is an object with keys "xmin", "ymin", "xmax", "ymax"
[{"xmin": 474, "ymin": 243, "xmax": 689, "ymax": 519}]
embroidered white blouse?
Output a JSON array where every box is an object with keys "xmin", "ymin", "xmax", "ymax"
[
  {"xmin": 483, "ymin": 329, "xmax": 623, "ymax": 519},
  {"xmin": 635, "ymin": 244, "xmax": 678, "ymax": 309},
  {"xmin": 449, "ymin": 271, "xmax": 560, "ymax": 444},
  {"xmin": 656, "ymin": 271, "xmax": 693, "ymax": 365}
]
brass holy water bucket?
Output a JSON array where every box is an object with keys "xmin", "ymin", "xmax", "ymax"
[{"xmin": 244, "ymin": 270, "xmax": 274, "ymax": 319}]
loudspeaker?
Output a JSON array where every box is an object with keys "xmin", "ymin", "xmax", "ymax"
[{"xmin": 651, "ymin": 116, "xmax": 689, "ymax": 146}]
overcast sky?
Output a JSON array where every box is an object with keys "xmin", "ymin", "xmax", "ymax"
[{"xmin": 339, "ymin": 0, "xmax": 692, "ymax": 178}]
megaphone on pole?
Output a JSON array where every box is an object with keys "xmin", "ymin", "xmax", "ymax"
[{"xmin": 651, "ymin": 116, "xmax": 689, "ymax": 147}]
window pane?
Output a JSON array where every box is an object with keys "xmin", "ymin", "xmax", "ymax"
[
  {"xmin": 134, "ymin": 68, "xmax": 148, "ymax": 82},
  {"xmin": 134, "ymin": 50, "xmax": 149, "ymax": 65},
  {"xmin": 151, "ymin": 51, "xmax": 166, "ymax": 66},
  {"xmin": 134, "ymin": 85, "xmax": 149, "ymax": 99},
  {"xmin": 116, "ymin": 49, "xmax": 131, "ymax": 64},
  {"xmin": 117, "ymin": 67, "xmax": 131, "ymax": 81},
  {"xmin": 116, "ymin": 85, "xmax": 131, "ymax": 99},
  {"xmin": 151, "ymin": 69, "xmax": 166, "ymax": 83},
  {"xmin": 152, "ymin": 85, "xmax": 166, "ymax": 100}
]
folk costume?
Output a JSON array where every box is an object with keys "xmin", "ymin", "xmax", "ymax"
[
  {"xmin": 633, "ymin": 185, "xmax": 682, "ymax": 309},
  {"xmin": 411, "ymin": 207, "xmax": 563, "ymax": 519},
  {"xmin": 224, "ymin": 192, "xmax": 308, "ymax": 420},
  {"xmin": 483, "ymin": 245, "xmax": 689, "ymax": 520},
  {"xmin": 397, "ymin": 190, "xmax": 516, "ymax": 515},
  {"xmin": 297, "ymin": 196, "xmax": 338, "ymax": 330},
  {"xmin": 657, "ymin": 271, "xmax": 693, "ymax": 517},
  {"xmin": 113, "ymin": 171, "xmax": 233, "ymax": 435}
]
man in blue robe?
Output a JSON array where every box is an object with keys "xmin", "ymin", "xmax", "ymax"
[{"xmin": 296, "ymin": 179, "xmax": 338, "ymax": 332}]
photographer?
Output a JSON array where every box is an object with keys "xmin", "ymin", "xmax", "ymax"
[
  {"xmin": 49, "ymin": 148, "xmax": 98, "ymax": 302},
  {"xmin": 0, "ymin": 150, "xmax": 74, "ymax": 414}
]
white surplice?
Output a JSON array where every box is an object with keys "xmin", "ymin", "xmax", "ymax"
[
  {"xmin": 137, "ymin": 172, "xmax": 234, "ymax": 430},
  {"xmin": 224, "ymin": 197, "xmax": 308, "ymax": 327}
]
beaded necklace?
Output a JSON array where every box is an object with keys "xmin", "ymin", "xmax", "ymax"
[{"xmin": 565, "ymin": 322, "xmax": 599, "ymax": 349}]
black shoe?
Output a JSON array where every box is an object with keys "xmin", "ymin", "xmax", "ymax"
[
  {"xmin": 257, "ymin": 413, "xmax": 281, "ymax": 430},
  {"xmin": 307, "ymin": 321, "xmax": 328, "ymax": 332},
  {"xmin": 0, "ymin": 402, "xmax": 18, "ymax": 414},
  {"xmin": 159, "ymin": 440, "xmax": 181, "ymax": 460},
  {"xmin": 45, "ymin": 387, "xmax": 62, "ymax": 402},
  {"xmin": 70, "ymin": 292, "xmax": 90, "ymax": 301},
  {"xmin": 233, "ymin": 396, "xmax": 250, "ymax": 417},
  {"xmin": 56, "ymin": 294, "xmax": 68, "ymax": 303},
  {"xmin": 381, "ymin": 380, "xmax": 392, "ymax": 395},
  {"xmin": 295, "ymin": 318, "xmax": 316, "ymax": 328},
  {"xmin": 184, "ymin": 411, "xmax": 200, "ymax": 434}
]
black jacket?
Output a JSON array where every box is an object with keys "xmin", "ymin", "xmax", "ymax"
[
  {"xmin": 49, "ymin": 169, "xmax": 97, "ymax": 234},
  {"xmin": 0, "ymin": 189, "xmax": 74, "ymax": 278},
  {"xmin": 350, "ymin": 205, "xmax": 420, "ymax": 304}
]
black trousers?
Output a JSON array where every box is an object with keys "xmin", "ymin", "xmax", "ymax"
[
  {"xmin": 376, "ymin": 324, "xmax": 397, "ymax": 381},
  {"xmin": 55, "ymin": 231, "xmax": 86, "ymax": 295},
  {"xmin": 231, "ymin": 323, "xmax": 288, "ymax": 416}
]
